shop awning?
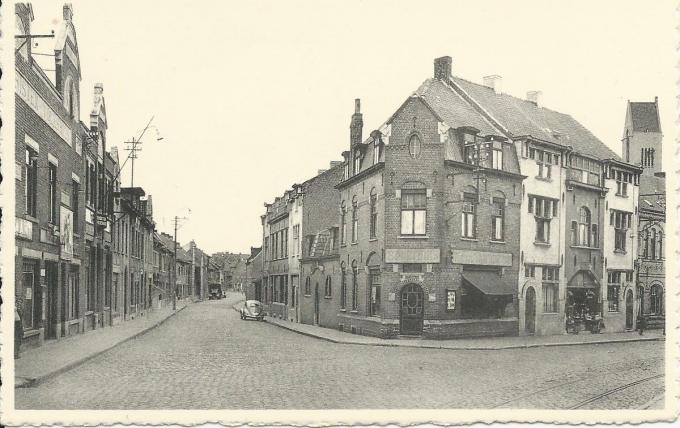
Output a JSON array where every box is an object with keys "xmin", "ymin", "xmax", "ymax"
[
  {"xmin": 567, "ymin": 270, "xmax": 599, "ymax": 289},
  {"xmin": 462, "ymin": 271, "xmax": 515, "ymax": 296}
]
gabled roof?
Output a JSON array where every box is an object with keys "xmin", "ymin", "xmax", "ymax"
[
  {"xmin": 449, "ymin": 76, "xmax": 621, "ymax": 161},
  {"xmin": 629, "ymin": 101, "xmax": 660, "ymax": 133},
  {"xmin": 413, "ymin": 78, "xmax": 499, "ymax": 136}
]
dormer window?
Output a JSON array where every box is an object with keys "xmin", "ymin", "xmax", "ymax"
[
  {"xmin": 373, "ymin": 138, "xmax": 381, "ymax": 164},
  {"xmin": 353, "ymin": 148, "xmax": 362, "ymax": 175}
]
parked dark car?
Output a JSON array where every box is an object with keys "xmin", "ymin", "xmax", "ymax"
[{"xmin": 240, "ymin": 300, "xmax": 264, "ymax": 321}]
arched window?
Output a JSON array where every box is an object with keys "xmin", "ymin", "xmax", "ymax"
[
  {"xmin": 351, "ymin": 260, "xmax": 358, "ymax": 311},
  {"xmin": 650, "ymin": 284, "xmax": 663, "ymax": 315},
  {"xmin": 304, "ymin": 277, "xmax": 311, "ymax": 296},
  {"xmin": 351, "ymin": 196, "xmax": 358, "ymax": 243},
  {"xmin": 340, "ymin": 201, "xmax": 347, "ymax": 245},
  {"xmin": 408, "ymin": 134, "xmax": 421, "ymax": 159},
  {"xmin": 369, "ymin": 188, "xmax": 378, "ymax": 239},
  {"xmin": 650, "ymin": 229, "xmax": 657, "ymax": 259},
  {"xmin": 340, "ymin": 261, "xmax": 347, "ymax": 309},
  {"xmin": 578, "ymin": 207, "xmax": 591, "ymax": 246},
  {"xmin": 325, "ymin": 276, "xmax": 332, "ymax": 298},
  {"xmin": 658, "ymin": 231, "xmax": 664, "ymax": 259}
]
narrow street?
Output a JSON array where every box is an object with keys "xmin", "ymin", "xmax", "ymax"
[{"xmin": 15, "ymin": 293, "xmax": 664, "ymax": 410}]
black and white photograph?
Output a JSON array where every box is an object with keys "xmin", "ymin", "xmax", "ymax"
[{"xmin": 0, "ymin": 0, "xmax": 677, "ymax": 425}]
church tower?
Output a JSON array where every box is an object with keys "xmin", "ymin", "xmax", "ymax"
[{"xmin": 622, "ymin": 97, "xmax": 663, "ymax": 177}]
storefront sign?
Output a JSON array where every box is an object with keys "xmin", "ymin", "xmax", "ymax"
[
  {"xmin": 446, "ymin": 289, "xmax": 456, "ymax": 311},
  {"xmin": 16, "ymin": 72, "xmax": 72, "ymax": 146},
  {"xmin": 60, "ymin": 207, "xmax": 74, "ymax": 260}
]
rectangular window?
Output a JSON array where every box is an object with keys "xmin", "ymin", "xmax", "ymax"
[
  {"xmin": 525, "ymin": 265, "xmax": 535, "ymax": 278},
  {"xmin": 529, "ymin": 195, "xmax": 556, "ymax": 243},
  {"xmin": 615, "ymin": 171, "xmax": 628, "ymax": 196},
  {"xmin": 491, "ymin": 197, "xmax": 504, "ymax": 241},
  {"xmin": 401, "ymin": 190, "xmax": 427, "ymax": 235},
  {"xmin": 25, "ymin": 147, "xmax": 38, "ymax": 217},
  {"xmin": 492, "ymin": 148, "xmax": 503, "ymax": 170},
  {"xmin": 48, "ymin": 162, "xmax": 58, "ymax": 224},
  {"xmin": 461, "ymin": 192, "xmax": 476, "ymax": 238},
  {"xmin": 353, "ymin": 149, "xmax": 362, "ymax": 175},
  {"xmin": 611, "ymin": 211, "xmax": 632, "ymax": 252},
  {"xmin": 373, "ymin": 140, "xmax": 381, "ymax": 165},
  {"xmin": 607, "ymin": 271, "xmax": 621, "ymax": 312},
  {"xmin": 369, "ymin": 270, "xmax": 381, "ymax": 316},
  {"xmin": 22, "ymin": 261, "xmax": 37, "ymax": 330},
  {"xmin": 72, "ymin": 181, "xmax": 80, "ymax": 234},
  {"xmin": 543, "ymin": 283, "xmax": 558, "ymax": 313},
  {"xmin": 369, "ymin": 194, "xmax": 378, "ymax": 239}
]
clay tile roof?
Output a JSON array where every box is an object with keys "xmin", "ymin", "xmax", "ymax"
[{"xmin": 449, "ymin": 76, "xmax": 621, "ymax": 161}]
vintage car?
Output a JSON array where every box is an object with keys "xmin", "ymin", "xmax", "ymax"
[{"xmin": 240, "ymin": 300, "xmax": 264, "ymax": 321}]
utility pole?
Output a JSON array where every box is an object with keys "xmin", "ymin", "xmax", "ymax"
[
  {"xmin": 171, "ymin": 215, "xmax": 188, "ymax": 310},
  {"xmin": 124, "ymin": 138, "xmax": 143, "ymax": 187}
]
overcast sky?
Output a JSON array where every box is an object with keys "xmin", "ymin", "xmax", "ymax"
[{"xmin": 26, "ymin": 0, "xmax": 676, "ymax": 254}]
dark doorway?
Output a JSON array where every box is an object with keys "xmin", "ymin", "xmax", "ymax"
[
  {"xmin": 45, "ymin": 262, "xmax": 59, "ymax": 340},
  {"xmin": 314, "ymin": 283, "xmax": 320, "ymax": 325},
  {"xmin": 400, "ymin": 283, "xmax": 424, "ymax": 335},
  {"xmin": 525, "ymin": 286, "xmax": 536, "ymax": 335},
  {"xmin": 626, "ymin": 289, "xmax": 634, "ymax": 329}
]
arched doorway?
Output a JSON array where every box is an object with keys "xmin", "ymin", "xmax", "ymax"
[
  {"xmin": 400, "ymin": 284, "xmax": 424, "ymax": 335},
  {"xmin": 314, "ymin": 283, "xmax": 320, "ymax": 325},
  {"xmin": 525, "ymin": 286, "xmax": 536, "ymax": 335},
  {"xmin": 625, "ymin": 290, "xmax": 634, "ymax": 329}
]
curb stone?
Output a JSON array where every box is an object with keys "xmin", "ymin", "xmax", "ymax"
[
  {"xmin": 16, "ymin": 305, "xmax": 188, "ymax": 389},
  {"xmin": 235, "ymin": 302, "xmax": 664, "ymax": 351}
]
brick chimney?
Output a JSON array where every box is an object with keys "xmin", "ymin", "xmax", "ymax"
[
  {"xmin": 526, "ymin": 90, "xmax": 542, "ymax": 107},
  {"xmin": 434, "ymin": 56, "xmax": 452, "ymax": 80},
  {"xmin": 63, "ymin": 3, "xmax": 73, "ymax": 21},
  {"xmin": 483, "ymin": 75, "xmax": 502, "ymax": 94},
  {"xmin": 350, "ymin": 99, "xmax": 363, "ymax": 147}
]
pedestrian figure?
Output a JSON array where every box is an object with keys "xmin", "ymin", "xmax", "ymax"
[
  {"xmin": 15, "ymin": 303, "xmax": 23, "ymax": 359},
  {"xmin": 637, "ymin": 315, "xmax": 646, "ymax": 335}
]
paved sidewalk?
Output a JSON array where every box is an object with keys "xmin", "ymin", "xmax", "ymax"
[
  {"xmin": 232, "ymin": 302, "xmax": 664, "ymax": 350},
  {"xmin": 15, "ymin": 302, "xmax": 188, "ymax": 388}
]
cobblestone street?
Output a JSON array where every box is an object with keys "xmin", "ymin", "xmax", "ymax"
[{"xmin": 15, "ymin": 294, "xmax": 664, "ymax": 410}]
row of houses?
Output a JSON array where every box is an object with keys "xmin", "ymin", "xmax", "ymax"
[
  {"xmin": 245, "ymin": 56, "xmax": 666, "ymax": 339},
  {"xmin": 13, "ymin": 3, "xmax": 228, "ymax": 353}
]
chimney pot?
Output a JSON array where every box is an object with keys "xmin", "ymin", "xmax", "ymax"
[
  {"xmin": 483, "ymin": 75, "xmax": 503, "ymax": 94},
  {"xmin": 63, "ymin": 3, "xmax": 73, "ymax": 21},
  {"xmin": 434, "ymin": 56, "xmax": 452, "ymax": 80},
  {"xmin": 350, "ymin": 99, "xmax": 363, "ymax": 146},
  {"xmin": 526, "ymin": 90, "xmax": 542, "ymax": 107}
]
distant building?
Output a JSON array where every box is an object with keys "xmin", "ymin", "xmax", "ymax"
[{"xmin": 623, "ymin": 99, "xmax": 666, "ymax": 329}]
